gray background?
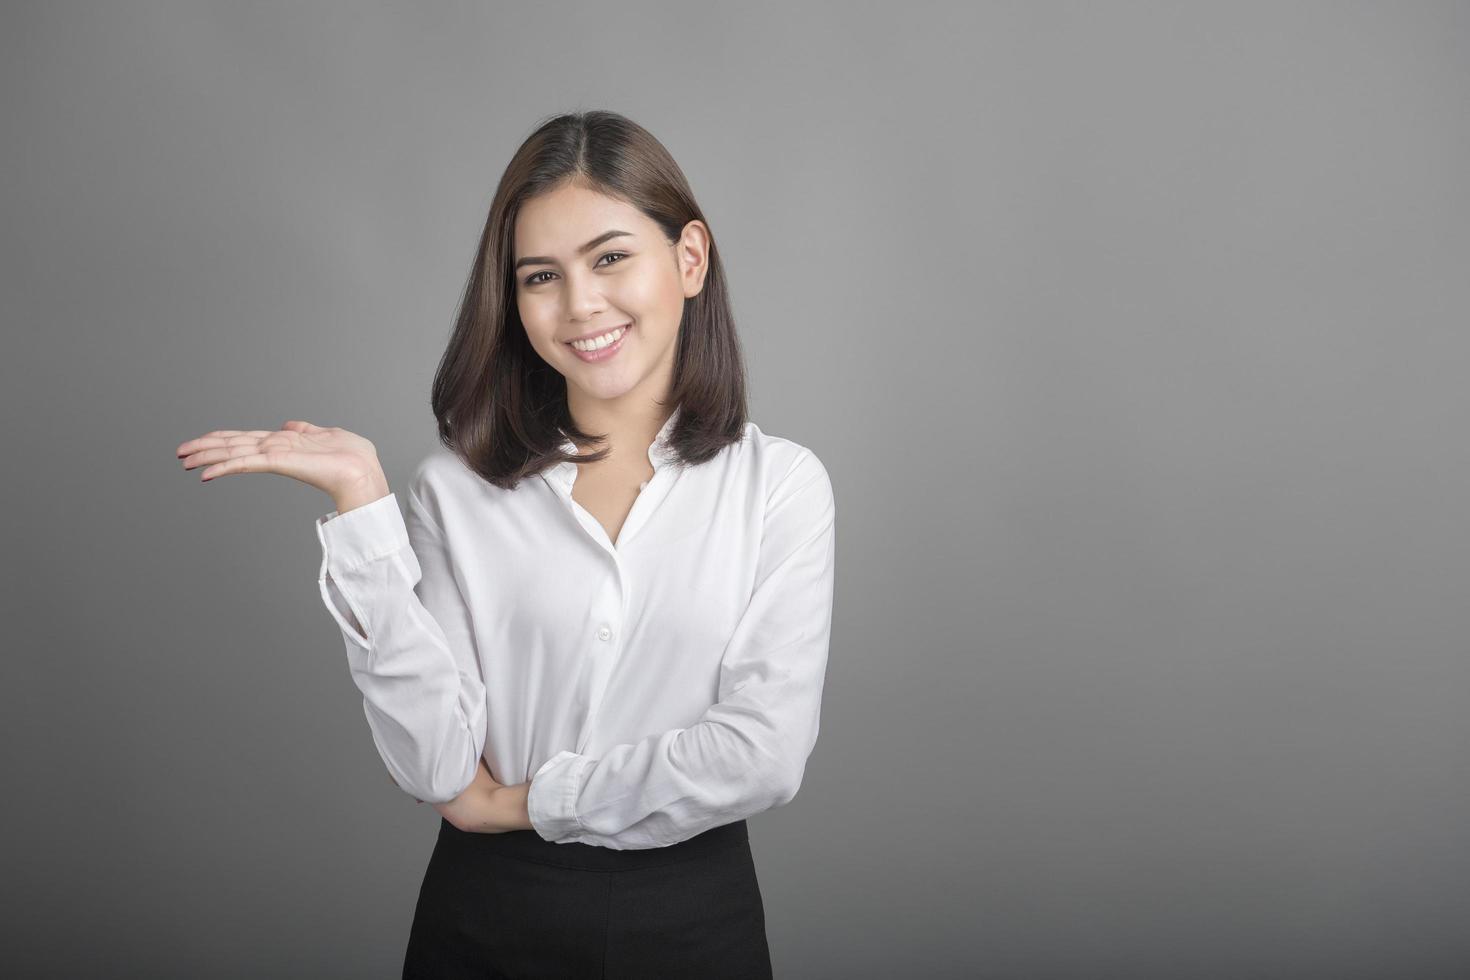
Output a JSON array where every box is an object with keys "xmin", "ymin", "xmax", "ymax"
[{"xmin": 3, "ymin": 1, "xmax": 1468, "ymax": 977}]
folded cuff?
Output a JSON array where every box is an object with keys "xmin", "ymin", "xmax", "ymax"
[
  {"xmin": 527, "ymin": 750, "xmax": 591, "ymax": 842},
  {"xmin": 314, "ymin": 493, "xmax": 408, "ymax": 576}
]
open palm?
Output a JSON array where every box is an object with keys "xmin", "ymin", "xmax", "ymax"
[{"xmin": 175, "ymin": 420, "xmax": 380, "ymax": 497}]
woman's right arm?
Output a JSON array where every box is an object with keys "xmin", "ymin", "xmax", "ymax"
[
  {"xmin": 315, "ymin": 478, "xmax": 490, "ymax": 805},
  {"xmin": 176, "ymin": 420, "xmax": 489, "ymax": 806}
]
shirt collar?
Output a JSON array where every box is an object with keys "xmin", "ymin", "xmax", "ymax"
[{"xmin": 543, "ymin": 405, "xmax": 682, "ymax": 494}]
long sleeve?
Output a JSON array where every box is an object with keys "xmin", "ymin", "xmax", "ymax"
[
  {"xmin": 314, "ymin": 478, "xmax": 488, "ymax": 805},
  {"xmin": 527, "ymin": 449, "xmax": 837, "ymax": 850}
]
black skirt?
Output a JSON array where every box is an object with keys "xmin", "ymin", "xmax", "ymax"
[{"xmin": 402, "ymin": 816, "xmax": 773, "ymax": 979}]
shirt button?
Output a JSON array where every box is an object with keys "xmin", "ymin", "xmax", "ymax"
[{"xmin": 597, "ymin": 625, "xmax": 612, "ymax": 641}]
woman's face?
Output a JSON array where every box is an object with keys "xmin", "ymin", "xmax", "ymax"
[{"xmin": 513, "ymin": 182, "xmax": 708, "ymax": 407}]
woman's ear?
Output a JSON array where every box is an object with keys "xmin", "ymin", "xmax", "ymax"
[{"xmin": 677, "ymin": 221, "xmax": 711, "ymax": 298}]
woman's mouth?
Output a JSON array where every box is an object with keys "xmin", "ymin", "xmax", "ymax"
[{"xmin": 565, "ymin": 322, "xmax": 631, "ymax": 362}]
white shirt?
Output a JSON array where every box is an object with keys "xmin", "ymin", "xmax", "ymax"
[{"xmin": 313, "ymin": 406, "xmax": 836, "ymax": 850}]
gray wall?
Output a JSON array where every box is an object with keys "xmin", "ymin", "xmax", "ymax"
[{"xmin": 4, "ymin": 2, "xmax": 1468, "ymax": 977}]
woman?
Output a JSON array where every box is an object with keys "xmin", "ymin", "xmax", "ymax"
[{"xmin": 174, "ymin": 110, "xmax": 836, "ymax": 978}]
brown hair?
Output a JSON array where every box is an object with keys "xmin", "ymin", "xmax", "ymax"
[{"xmin": 428, "ymin": 109, "xmax": 749, "ymax": 491}]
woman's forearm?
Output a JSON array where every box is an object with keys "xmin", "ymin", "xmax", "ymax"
[
  {"xmin": 441, "ymin": 782, "xmax": 533, "ymax": 834},
  {"xmin": 431, "ymin": 759, "xmax": 534, "ymax": 833}
]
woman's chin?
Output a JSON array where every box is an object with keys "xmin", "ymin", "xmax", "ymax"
[{"xmin": 566, "ymin": 370, "xmax": 642, "ymax": 401}]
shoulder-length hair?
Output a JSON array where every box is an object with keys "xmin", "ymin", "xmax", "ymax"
[{"xmin": 428, "ymin": 109, "xmax": 749, "ymax": 491}]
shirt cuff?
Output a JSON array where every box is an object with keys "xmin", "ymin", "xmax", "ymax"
[
  {"xmin": 314, "ymin": 493, "xmax": 408, "ymax": 575},
  {"xmin": 527, "ymin": 750, "xmax": 590, "ymax": 842}
]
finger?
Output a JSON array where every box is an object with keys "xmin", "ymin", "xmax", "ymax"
[
  {"xmin": 180, "ymin": 435, "xmax": 271, "ymax": 467},
  {"xmin": 176, "ymin": 436, "xmax": 229, "ymax": 457},
  {"xmin": 282, "ymin": 420, "xmax": 327, "ymax": 433},
  {"xmin": 179, "ymin": 440, "xmax": 241, "ymax": 463},
  {"xmin": 221, "ymin": 431, "xmax": 275, "ymax": 445},
  {"xmin": 177, "ymin": 431, "xmax": 272, "ymax": 457},
  {"xmin": 199, "ymin": 450, "xmax": 278, "ymax": 481},
  {"xmin": 181, "ymin": 446, "xmax": 244, "ymax": 469}
]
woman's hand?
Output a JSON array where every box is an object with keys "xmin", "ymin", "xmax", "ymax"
[{"xmin": 175, "ymin": 420, "xmax": 388, "ymax": 512}]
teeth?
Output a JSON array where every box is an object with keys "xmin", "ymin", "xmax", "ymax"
[{"xmin": 571, "ymin": 325, "xmax": 627, "ymax": 351}]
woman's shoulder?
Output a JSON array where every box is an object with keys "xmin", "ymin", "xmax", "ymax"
[
  {"xmin": 733, "ymin": 421, "xmax": 832, "ymax": 503},
  {"xmin": 409, "ymin": 446, "xmax": 473, "ymax": 497},
  {"xmin": 403, "ymin": 446, "xmax": 503, "ymax": 531},
  {"xmin": 404, "ymin": 445, "xmax": 548, "ymax": 545}
]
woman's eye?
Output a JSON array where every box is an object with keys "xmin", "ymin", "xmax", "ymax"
[{"xmin": 522, "ymin": 252, "xmax": 629, "ymax": 287}]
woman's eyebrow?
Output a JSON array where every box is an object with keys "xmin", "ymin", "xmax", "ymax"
[{"xmin": 515, "ymin": 230, "xmax": 634, "ymax": 270}]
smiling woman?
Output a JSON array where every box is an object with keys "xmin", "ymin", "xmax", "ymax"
[
  {"xmin": 426, "ymin": 112, "xmax": 751, "ymax": 492},
  {"xmin": 293, "ymin": 110, "xmax": 834, "ymax": 978},
  {"xmin": 174, "ymin": 108, "xmax": 825, "ymax": 978},
  {"xmin": 513, "ymin": 184, "xmax": 695, "ymax": 388}
]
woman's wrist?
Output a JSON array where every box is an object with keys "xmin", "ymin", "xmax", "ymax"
[
  {"xmin": 496, "ymin": 782, "xmax": 534, "ymax": 833},
  {"xmin": 332, "ymin": 463, "xmax": 391, "ymax": 515}
]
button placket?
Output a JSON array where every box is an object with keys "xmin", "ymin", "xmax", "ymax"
[{"xmin": 573, "ymin": 557, "xmax": 631, "ymax": 755}]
